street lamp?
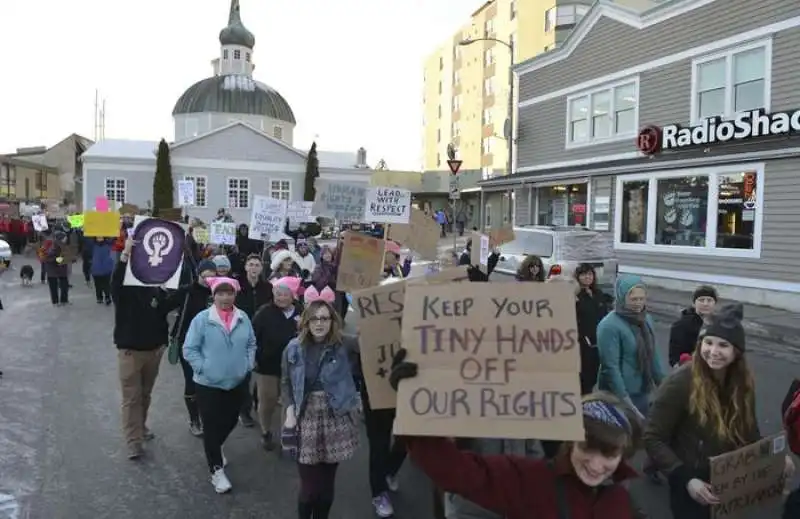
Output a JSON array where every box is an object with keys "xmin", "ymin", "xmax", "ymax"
[{"xmin": 459, "ymin": 37, "xmax": 515, "ymax": 229}]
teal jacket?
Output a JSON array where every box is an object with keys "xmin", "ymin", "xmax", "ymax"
[{"xmin": 183, "ymin": 306, "xmax": 256, "ymax": 390}]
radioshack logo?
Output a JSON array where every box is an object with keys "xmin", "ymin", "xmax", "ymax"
[{"xmin": 636, "ymin": 109, "xmax": 800, "ymax": 155}]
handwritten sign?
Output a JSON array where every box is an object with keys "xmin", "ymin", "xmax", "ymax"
[
  {"xmin": 387, "ymin": 207, "xmax": 440, "ymax": 260},
  {"xmin": 32, "ymin": 214, "xmax": 48, "ymax": 232},
  {"xmin": 177, "ymin": 180, "xmax": 195, "ymax": 206},
  {"xmin": 312, "ymin": 180, "xmax": 368, "ymax": 222},
  {"xmin": 470, "ymin": 232, "xmax": 490, "ymax": 272},
  {"xmin": 249, "ymin": 196, "xmax": 286, "ymax": 240},
  {"xmin": 394, "ymin": 282, "xmax": 584, "ymax": 440},
  {"xmin": 337, "ymin": 232, "xmax": 386, "ymax": 292},
  {"xmin": 287, "ymin": 201, "xmax": 316, "ymax": 223},
  {"xmin": 193, "ymin": 227, "xmax": 210, "ymax": 244},
  {"xmin": 365, "ymin": 187, "xmax": 411, "ymax": 224},
  {"xmin": 84, "ymin": 211, "xmax": 120, "ymax": 237},
  {"xmin": 710, "ymin": 433, "xmax": 787, "ymax": 519},
  {"xmin": 209, "ymin": 222, "xmax": 236, "ymax": 245}
]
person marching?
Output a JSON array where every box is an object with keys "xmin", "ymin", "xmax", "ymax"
[
  {"xmin": 281, "ymin": 286, "xmax": 360, "ymax": 519},
  {"xmin": 668, "ymin": 285, "xmax": 717, "ymax": 367},
  {"xmin": 91, "ymin": 237, "xmax": 115, "ymax": 305},
  {"xmin": 44, "ymin": 231, "xmax": 70, "ymax": 306},
  {"xmin": 183, "ymin": 276, "xmax": 256, "ymax": 494},
  {"xmin": 251, "ymin": 276, "xmax": 302, "ymax": 450},
  {"xmin": 574, "ymin": 263, "xmax": 612, "ymax": 395},
  {"xmin": 644, "ymin": 303, "xmax": 795, "ymax": 518}
]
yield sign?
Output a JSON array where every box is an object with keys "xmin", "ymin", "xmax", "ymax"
[{"xmin": 447, "ymin": 159, "xmax": 463, "ymax": 174}]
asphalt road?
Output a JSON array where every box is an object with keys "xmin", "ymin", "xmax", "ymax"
[{"xmin": 0, "ymin": 261, "xmax": 797, "ymax": 519}]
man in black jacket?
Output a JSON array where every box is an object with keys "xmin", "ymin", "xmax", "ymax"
[{"xmin": 112, "ymin": 238, "xmax": 180, "ymax": 459}]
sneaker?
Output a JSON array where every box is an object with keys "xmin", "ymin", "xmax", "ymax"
[
  {"xmin": 386, "ymin": 473, "xmax": 399, "ymax": 492},
  {"xmin": 239, "ymin": 412, "xmax": 256, "ymax": 428},
  {"xmin": 210, "ymin": 468, "xmax": 232, "ymax": 494},
  {"xmin": 144, "ymin": 428, "xmax": 155, "ymax": 441},
  {"xmin": 127, "ymin": 443, "xmax": 144, "ymax": 460},
  {"xmin": 261, "ymin": 432, "xmax": 275, "ymax": 451},
  {"xmin": 189, "ymin": 421, "xmax": 203, "ymax": 437},
  {"xmin": 105, "ymin": 298, "xmax": 112, "ymax": 306},
  {"xmin": 372, "ymin": 492, "xmax": 394, "ymax": 518}
]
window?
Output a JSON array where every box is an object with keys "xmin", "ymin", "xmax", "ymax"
[
  {"xmin": 245, "ymin": 52, "xmax": 251, "ymax": 62},
  {"xmin": 482, "ymin": 138, "xmax": 492, "ymax": 154},
  {"xmin": 536, "ymin": 184, "xmax": 588, "ymax": 226},
  {"xmin": 483, "ymin": 109, "xmax": 493, "ymax": 125},
  {"xmin": 692, "ymin": 41, "xmax": 769, "ymax": 122},
  {"xmin": 484, "ymin": 77, "xmax": 494, "ymax": 95},
  {"xmin": 182, "ymin": 175, "xmax": 207, "ymax": 207},
  {"xmin": 438, "ymin": 81, "xmax": 442, "ymax": 94},
  {"xmin": 227, "ymin": 177, "xmax": 249, "ymax": 209},
  {"xmin": 510, "ymin": 0, "xmax": 516, "ymax": 20},
  {"xmin": 233, "ymin": 49, "xmax": 241, "ymax": 60},
  {"xmin": 437, "ymin": 129, "xmax": 441, "ymax": 142},
  {"xmin": 484, "ymin": 48, "xmax": 494, "ymax": 66},
  {"xmin": 104, "ymin": 178, "xmax": 126, "ymax": 203},
  {"xmin": 273, "ymin": 125, "xmax": 283, "ymax": 140},
  {"xmin": 270, "ymin": 180, "xmax": 291, "ymax": 200},
  {"xmin": 438, "ymin": 104, "xmax": 442, "ymax": 118},
  {"xmin": 35, "ymin": 170, "xmax": 48, "ymax": 191},
  {"xmin": 0, "ymin": 163, "xmax": 15, "ymax": 197},
  {"xmin": 223, "ymin": 49, "xmax": 229, "ymax": 59},
  {"xmin": 567, "ymin": 79, "xmax": 638, "ymax": 146},
  {"xmin": 615, "ymin": 165, "xmax": 764, "ymax": 257},
  {"xmin": 439, "ymin": 56, "xmax": 444, "ymax": 70},
  {"xmin": 484, "ymin": 18, "xmax": 494, "ymax": 36}
]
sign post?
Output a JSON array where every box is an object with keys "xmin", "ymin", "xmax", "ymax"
[{"xmin": 446, "ymin": 148, "xmax": 463, "ymax": 254}]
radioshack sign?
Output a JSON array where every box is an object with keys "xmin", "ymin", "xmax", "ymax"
[{"xmin": 637, "ymin": 109, "xmax": 800, "ymax": 155}]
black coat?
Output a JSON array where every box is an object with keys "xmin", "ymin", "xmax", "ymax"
[
  {"xmin": 251, "ymin": 302, "xmax": 302, "ymax": 376},
  {"xmin": 668, "ymin": 308, "xmax": 704, "ymax": 366},
  {"xmin": 235, "ymin": 277, "xmax": 274, "ymax": 319},
  {"xmin": 575, "ymin": 288, "xmax": 611, "ymax": 395},
  {"xmin": 168, "ymin": 282, "xmax": 212, "ymax": 344}
]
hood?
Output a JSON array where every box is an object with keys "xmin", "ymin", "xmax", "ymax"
[
  {"xmin": 614, "ymin": 274, "xmax": 645, "ymax": 302},
  {"xmin": 270, "ymin": 249, "xmax": 300, "ymax": 271}
]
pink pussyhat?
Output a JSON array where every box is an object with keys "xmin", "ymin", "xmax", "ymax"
[
  {"xmin": 271, "ymin": 276, "xmax": 302, "ymax": 298},
  {"xmin": 304, "ymin": 286, "xmax": 335, "ymax": 304},
  {"xmin": 385, "ymin": 240, "xmax": 401, "ymax": 255},
  {"xmin": 206, "ymin": 276, "xmax": 241, "ymax": 294}
]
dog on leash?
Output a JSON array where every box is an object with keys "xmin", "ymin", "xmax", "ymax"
[{"xmin": 19, "ymin": 264, "xmax": 34, "ymax": 286}]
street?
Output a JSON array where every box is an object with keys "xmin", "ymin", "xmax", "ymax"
[{"xmin": 0, "ymin": 259, "xmax": 797, "ymax": 518}]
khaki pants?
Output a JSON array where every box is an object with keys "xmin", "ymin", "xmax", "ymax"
[
  {"xmin": 118, "ymin": 348, "xmax": 165, "ymax": 445},
  {"xmin": 254, "ymin": 373, "xmax": 280, "ymax": 435}
]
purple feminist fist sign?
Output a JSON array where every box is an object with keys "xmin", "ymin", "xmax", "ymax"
[{"xmin": 129, "ymin": 218, "xmax": 185, "ymax": 285}]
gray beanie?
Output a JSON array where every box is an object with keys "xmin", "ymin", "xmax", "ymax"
[{"xmin": 699, "ymin": 302, "xmax": 745, "ymax": 351}]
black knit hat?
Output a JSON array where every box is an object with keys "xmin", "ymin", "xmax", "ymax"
[
  {"xmin": 693, "ymin": 285, "xmax": 718, "ymax": 302},
  {"xmin": 700, "ymin": 302, "xmax": 745, "ymax": 351}
]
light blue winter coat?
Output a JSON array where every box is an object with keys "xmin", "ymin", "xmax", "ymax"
[{"xmin": 183, "ymin": 306, "xmax": 256, "ymax": 390}]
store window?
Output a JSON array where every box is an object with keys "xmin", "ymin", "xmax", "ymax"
[
  {"xmin": 655, "ymin": 176, "xmax": 709, "ymax": 247},
  {"xmin": 615, "ymin": 166, "xmax": 762, "ymax": 257},
  {"xmin": 619, "ymin": 180, "xmax": 648, "ymax": 243},
  {"xmin": 537, "ymin": 184, "xmax": 588, "ymax": 226}
]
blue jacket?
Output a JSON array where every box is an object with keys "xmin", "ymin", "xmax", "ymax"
[
  {"xmin": 183, "ymin": 306, "xmax": 256, "ymax": 390},
  {"xmin": 281, "ymin": 337, "xmax": 359, "ymax": 416},
  {"xmin": 91, "ymin": 240, "xmax": 115, "ymax": 276}
]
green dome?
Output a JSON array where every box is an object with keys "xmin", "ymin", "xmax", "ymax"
[{"xmin": 219, "ymin": 0, "xmax": 254, "ymax": 49}]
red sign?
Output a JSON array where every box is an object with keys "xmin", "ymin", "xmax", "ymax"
[
  {"xmin": 447, "ymin": 159, "xmax": 463, "ymax": 175},
  {"xmin": 637, "ymin": 125, "xmax": 662, "ymax": 155}
]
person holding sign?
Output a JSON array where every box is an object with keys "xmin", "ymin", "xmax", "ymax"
[
  {"xmin": 383, "ymin": 241, "xmax": 411, "ymax": 279},
  {"xmin": 644, "ymin": 303, "xmax": 794, "ymax": 518},
  {"xmin": 280, "ymin": 287, "xmax": 360, "ymax": 519},
  {"xmin": 458, "ymin": 238, "xmax": 499, "ymax": 281},
  {"xmin": 390, "ymin": 350, "xmax": 644, "ymax": 518}
]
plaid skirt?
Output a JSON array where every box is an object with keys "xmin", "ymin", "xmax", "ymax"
[{"xmin": 298, "ymin": 391, "xmax": 359, "ymax": 464}]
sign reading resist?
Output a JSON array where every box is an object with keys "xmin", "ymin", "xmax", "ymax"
[
  {"xmin": 394, "ymin": 282, "xmax": 584, "ymax": 440},
  {"xmin": 364, "ymin": 187, "xmax": 411, "ymax": 224}
]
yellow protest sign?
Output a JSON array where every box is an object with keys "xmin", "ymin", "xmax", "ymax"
[
  {"xmin": 67, "ymin": 214, "xmax": 84, "ymax": 228},
  {"xmin": 394, "ymin": 281, "xmax": 584, "ymax": 440},
  {"xmin": 336, "ymin": 231, "xmax": 386, "ymax": 292},
  {"xmin": 83, "ymin": 211, "xmax": 120, "ymax": 237}
]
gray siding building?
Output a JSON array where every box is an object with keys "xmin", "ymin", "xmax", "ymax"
[{"xmin": 482, "ymin": 0, "xmax": 800, "ymax": 309}]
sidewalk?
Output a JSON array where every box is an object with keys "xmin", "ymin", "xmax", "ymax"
[{"xmin": 645, "ymin": 285, "xmax": 800, "ymax": 349}]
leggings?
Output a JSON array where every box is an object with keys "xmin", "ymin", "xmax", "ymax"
[
  {"xmin": 297, "ymin": 463, "xmax": 338, "ymax": 519},
  {"xmin": 179, "ymin": 353, "xmax": 199, "ymax": 423}
]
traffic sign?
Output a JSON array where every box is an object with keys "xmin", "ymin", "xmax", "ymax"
[
  {"xmin": 447, "ymin": 159, "xmax": 463, "ymax": 175},
  {"xmin": 449, "ymin": 188, "xmax": 460, "ymax": 200}
]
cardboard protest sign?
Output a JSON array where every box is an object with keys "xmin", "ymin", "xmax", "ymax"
[
  {"xmin": 249, "ymin": 196, "xmax": 287, "ymax": 240},
  {"xmin": 337, "ymin": 232, "xmax": 386, "ymax": 292},
  {"xmin": 193, "ymin": 226, "xmax": 210, "ymax": 244},
  {"xmin": 312, "ymin": 180, "xmax": 368, "ymax": 222},
  {"xmin": 710, "ymin": 432, "xmax": 787, "ymax": 519},
  {"xmin": 470, "ymin": 232, "xmax": 491, "ymax": 272},
  {"xmin": 394, "ymin": 282, "xmax": 584, "ymax": 440},
  {"xmin": 83, "ymin": 211, "xmax": 121, "ymax": 237},
  {"xmin": 365, "ymin": 187, "xmax": 411, "ymax": 224},
  {"xmin": 32, "ymin": 214, "xmax": 48, "ymax": 232},
  {"xmin": 123, "ymin": 216, "xmax": 186, "ymax": 289},
  {"xmin": 209, "ymin": 222, "xmax": 236, "ymax": 245},
  {"xmin": 287, "ymin": 201, "xmax": 316, "ymax": 223},
  {"xmin": 387, "ymin": 207, "xmax": 440, "ymax": 260},
  {"xmin": 489, "ymin": 226, "xmax": 515, "ymax": 247},
  {"xmin": 407, "ymin": 266, "xmax": 469, "ymax": 285}
]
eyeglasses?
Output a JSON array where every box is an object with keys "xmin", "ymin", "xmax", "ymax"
[{"xmin": 309, "ymin": 316, "xmax": 331, "ymax": 323}]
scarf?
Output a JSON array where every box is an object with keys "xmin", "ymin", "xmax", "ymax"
[{"xmin": 616, "ymin": 307, "xmax": 656, "ymax": 393}]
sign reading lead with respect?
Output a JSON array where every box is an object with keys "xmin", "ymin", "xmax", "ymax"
[{"xmin": 394, "ymin": 282, "xmax": 584, "ymax": 440}]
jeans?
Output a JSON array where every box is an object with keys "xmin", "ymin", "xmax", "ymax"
[
  {"xmin": 118, "ymin": 348, "xmax": 165, "ymax": 446},
  {"xmin": 195, "ymin": 381, "xmax": 246, "ymax": 471},
  {"xmin": 363, "ymin": 405, "xmax": 407, "ymax": 497},
  {"xmin": 47, "ymin": 276, "xmax": 69, "ymax": 304},
  {"xmin": 93, "ymin": 274, "xmax": 111, "ymax": 302}
]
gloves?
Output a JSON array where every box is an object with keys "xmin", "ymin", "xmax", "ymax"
[{"xmin": 389, "ymin": 348, "xmax": 418, "ymax": 391}]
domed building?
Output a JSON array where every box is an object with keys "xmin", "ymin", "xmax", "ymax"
[
  {"xmin": 80, "ymin": 0, "xmax": 372, "ymax": 223},
  {"xmin": 172, "ymin": 0, "xmax": 296, "ymax": 143}
]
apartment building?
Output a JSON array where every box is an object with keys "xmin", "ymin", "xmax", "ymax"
[
  {"xmin": 0, "ymin": 155, "xmax": 61, "ymax": 203},
  {"xmin": 481, "ymin": 0, "xmax": 800, "ymax": 309},
  {"xmin": 422, "ymin": 0, "xmax": 593, "ymax": 178}
]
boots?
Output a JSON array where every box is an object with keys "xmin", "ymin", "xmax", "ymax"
[{"xmin": 184, "ymin": 395, "xmax": 203, "ymax": 436}]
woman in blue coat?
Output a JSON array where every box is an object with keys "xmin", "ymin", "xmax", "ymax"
[{"xmin": 90, "ymin": 238, "xmax": 115, "ymax": 304}]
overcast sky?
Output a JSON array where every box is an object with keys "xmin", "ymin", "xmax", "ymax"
[{"xmin": 0, "ymin": 0, "xmax": 475, "ymax": 170}]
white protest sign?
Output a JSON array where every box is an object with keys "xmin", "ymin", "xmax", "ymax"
[
  {"xmin": 365, "ymin": 187, "xmax": 411, "ymax": 224},
  {"xmin": 287, "ymin": 201, "xmax": 316, "ymax": 223},
  {"xmin": 209, "ymin": 222, "xmax": 236, "ymax": 245},
  {"xmin": 32, "ymin": 214, "xmax": 48, "ymax": 232},
  {"xmin": 177, "ymin": 180, "xmax": 195, "ymax": 206},
  {"xmin": 248, "ymin": 196, "xmax": 287, "ymax": 240},
  {"xmin": 479, "ymin": 235, "xmax": 490, "ymax": 265}
]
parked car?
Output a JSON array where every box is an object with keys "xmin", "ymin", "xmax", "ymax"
[{"xmin": 493, "ymin": 226, "xmax": 618, "ymax": 287}]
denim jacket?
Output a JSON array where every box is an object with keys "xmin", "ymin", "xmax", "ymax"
[{"xmin": 281, "ymin": 337, "xmax": 359, "ymax": 417}]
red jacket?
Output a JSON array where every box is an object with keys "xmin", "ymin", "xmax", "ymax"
[
  {"xmin": 112, "ymin": 229, "xmax": 127, "ymax": 252},
  {"xmin": 406, "ymin": 436, "xmax": 638, "ymax": 519}
]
